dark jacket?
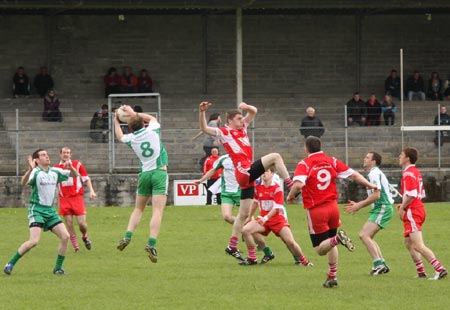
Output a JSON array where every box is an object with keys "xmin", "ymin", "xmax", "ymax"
[{"xmin": 300, "ymin": 116, "xmax": 325, "ymax": 138}]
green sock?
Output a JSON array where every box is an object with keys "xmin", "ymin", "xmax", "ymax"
[
  {"xmin": 374, "ymin": 259, "xmax": 384, "ymax": 267},
  {"xmin": 293, "ymin": 255, "xmax": 300, "ymax": 263},
  {"xmin": 54, "ymin": 254, "xmax": 65, "ymax": 270},
  {"xmin": 125, "ymin": 231, "xmax": 133, "ymax": 239},
  {"xmin": 263, "ymin": 247, "xmax": 272, "ymax": 256},
  {"xmin": 9, "ymin": 251, "xmax": 22, "ymax": 265},
  {"xmin": 149, "ymin": 237, "xmax": 157, "ymax": 247}
]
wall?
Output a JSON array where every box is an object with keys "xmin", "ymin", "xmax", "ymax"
[{"xmin": 1, "ymin": 14, "xmax": 450, "ymax": 99}]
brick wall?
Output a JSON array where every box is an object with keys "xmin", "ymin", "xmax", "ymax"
[{"xmin": 1, "ymin": 14, "xmax": 450, "ymax": 99}]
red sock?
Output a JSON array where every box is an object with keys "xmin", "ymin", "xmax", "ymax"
[
  {"xmin": 329, "ymin": 236, "xmax": 339, "ymax": 247},
  {"xmin": 247, "ymin": 246, "xmax": 257, "ymax": 261},
  {"xmin": 429, "ymin": 258, "xmax": 444, "ymax": 273},
  {"xmin": 415, "ymin": 260, "xmax": 426, "ymax": 274},
  {"xmin": 228, "ymin": 236, "xmax": 239, "ymax": 250},
  {"xmin": 328, "ymin": 262, "xmax": 337, "ymax": 279},
  {"xmin": 284, "ymin": 178, "xmax": 294, "ymax": 190},
  {"xmin": 298, "ymin": 254, "xmax": 309, "ymax": 266}
]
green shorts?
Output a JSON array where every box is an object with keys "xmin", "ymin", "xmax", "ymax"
[
  {"xmin": 137, "ymin": 169, "xmax": 169, "ymax": 196},
  {"xmin": 221, "ymin": 192, "xmax": 241, "ymax": 206},
  {"xmin": 368, "ymin": 204, "xmax": 393, "ymax": 229},
  {"xmin": 28, "ymin": 204, "xmax": 62, "ymax": 232}
]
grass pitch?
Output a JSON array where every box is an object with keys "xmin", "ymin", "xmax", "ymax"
[{"xmin": 1, "ymin": 203, "xmax": 449, "ymax": 310}]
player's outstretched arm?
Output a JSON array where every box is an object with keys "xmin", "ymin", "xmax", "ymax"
[
  {"xmin": 199, "ymin": 101, "xmax": 217, "ymax": 136},
  {"xmin": 349, "ymin": 171, "xmax": 378, "ymax": 191},
  {"xmin": 114, "ymin": 111, "xmax": 124, "ymax": 141},
  {"xmin": 287, "ymin": 180, "xmax": 304, "ymax": 203},
  {"xmin": 194, "ymin": 167, "xmax": 216, "ymax": 184},
  {"xmin": 344, "ymin": 190, "xmax": 380, "ymax": 214}
]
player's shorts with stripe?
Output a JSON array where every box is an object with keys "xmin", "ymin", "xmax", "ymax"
[
  {"xmin": 137, "ymin": 169, "xmax": 168, "ymax": 196},
  {"xmin": 261, "ymin": 215, "xmax": 290, "ymax": 237},
  {"xmin": 306, "ymin": 200, "xmax": 341, "ymax": 235},
  {"xmin": 235, "ymin": 159, "xmax": 265, "ymax": 190},
  {"xmin": 368, "ymin": 204, "xmax": 393, "ymax": 229},
  {"xmin": 28, "ymin": 204, "xmax": 63, "ymax": 232},
  {"xmin": 402, "ymin": 206, "xmax": 426, "ymax": 237},
  {"xmin": 221, "ymin": 192, "xmax": 241, "ymax": 206},
  {"xmin": 59, "ymin": 195, "xmax": 86, "ymax": 216}
]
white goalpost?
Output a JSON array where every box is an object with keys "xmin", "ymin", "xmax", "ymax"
[{"xmin": 107, "ymin": 92, "xmax": 161, "ymax": 173}]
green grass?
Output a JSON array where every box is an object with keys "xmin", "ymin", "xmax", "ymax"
[{"xmin": 1, "ymin": 203, "xmax": 449, "ymax": 310}]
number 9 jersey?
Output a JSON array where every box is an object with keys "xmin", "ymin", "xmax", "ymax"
[{"xmin": 293, "ymin": 151, "xmax": 354, "ymax": 209}]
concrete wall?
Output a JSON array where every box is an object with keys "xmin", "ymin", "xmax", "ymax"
[
  {"xmin": 2, "ymin": 169, "xmax": 450, "ymax": 208},
  {"xmin": 1, "ymin": 14, "xmax": 450, "ymax": 99}
]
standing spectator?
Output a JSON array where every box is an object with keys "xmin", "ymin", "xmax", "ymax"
[
  {"xmin": 240, "ymin": 168, "xmax": 313, "ymax": 266},
  {"xmin": 287, "ymin": 136, "xmax": 377, "ymax": 288},
  {"xmin": 397, "ymin": 148, "xmax": 447, "ymax": 280},
  {"xmin": 192, "ymin": 112, "xmax": 221, "ymax": 172},
  {"xmin": 365, "ymin": 94, "xmax": 382, "ymax": 126},
  {"xmin": 433, "ymin": 105, "xmax": 450, "ymax": 146},
  {"xmin": 406, "ymin": 70, "xmax": 426, "ymax": 101},
  {"xmin": 90, "ymin": 104, "xmax": 109, "ymax": 142},
  {"xmin": 381, "ymin": 94, "xmax": 396, "ymax": 126},
  {"xmin": 299, "ymin": 107, "xmax": 325, "ymax": 138},
  {"xmin": 42, "ymin": 89, "xmax": 62, "ymax": 122},
  {"xmin": 427, "ymin": 71, "xmax": 443, "ymax": 101},
  {"xmin": 115, "ymin": 105, "xmax": 168, "ymax": 263},
  {"xmin": 103, "ymin": 67, "xmax": 121, "ymax": 98},
  {"xmin": 384, "ymin": 69, "xmax": 401, "ymax": 99},
  {"xmin": 344, "ymin": 152, "xmax": 393, "ymax": 276},
  {"xmin": 12, "ymin": 66, "xmax": 30, "ymax": 98},
  {"xmin": 3, "ymin": 149, "xmax": 77, "ymax": 276},
  {"xmin": 120, "ymin": 66, "xmax": 138, "ymax": 93},
  {"xmin": 33, "ymin": 66, "xmax": 54, "ymax": 98},
  {"xmin": 55, "ymin": 147, "xmax": 97, "ymax": 252},
  {"xmin": 202, "ymin": 147, "xmax": 222, "ymax": 205},
  {"xmin": 346, "ymin": 92, "xmax": 366, "ymax": 126},
  {"xmin": 137, "ymin": 69, "xmax": 153, "ymax": 93}
]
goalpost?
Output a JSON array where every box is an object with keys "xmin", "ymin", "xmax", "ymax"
[{"xmin": 107, "ymin": 93, "xmax": 161, "ymax": 173}]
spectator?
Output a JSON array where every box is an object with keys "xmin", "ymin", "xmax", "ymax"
[
  {"xmin": 427, "ymin": 71, "xmax": 443, "ymax": 101},
  {"xmin": 381, "ymin": 94, "xmax": 396, "ymax": 126},
  {"xmin": 203, "ymin": 147, "xmax": 223, "ymax": 205},
  {"xmin": 12, "ymin": 66, "xmax": 30, "ymax": 98},
  {"xmin": 384, "ymin": 69, "xmax": 401, "ymax": 99},
  {"xmin": 137, "ymin": 69, "xmax": 153, "ymax": 93},
  {"xmin": 90, "ymin": 104, "xmax": 109, "ymax": 142},
  {"xmin": 406, "ymin": 70, "xmax": 426, "ymax": 101},
  {"xmin": 299, "ymin": 107, "xmax": 325, "ymax": 138},
  {"xmin": 346, "ymin": 92, "xmax": 366, "ymax": 126},
  {"xmin": 433, "ymin": 105, "xmax": 450, "ymax": 146},
  {"xmin": 192, "ymin": 112, "xmax": 221, "ymax": 171},
  {"xmin": 365, "ymin": 94, "xmax": 382, "ymax": 126},
  {"xmin": 42, "ymin": 89, "xmax": 62, "ymax": 122},
  {"xmin": 33, "ymin": 66, "xmax": 54, "ymax": 98},
  {"xmin": 443, "ymin": 74, "xmax": 450, "ymax": 100},
  {"xmin": 120, "ymin": 66, "xmax": 138, "ymax": 93},
  {"xmin": 103, "ymin": 67, "xmax": 121, "ymax": 98}
]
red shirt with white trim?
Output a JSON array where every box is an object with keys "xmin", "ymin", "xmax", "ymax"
[
  {"xmin": 203, "ymin": 155, "xmax": 222, "ymax": 179},
  {"xmin": 293, "ymin": 151, "xmax": 354, "ymax": 209},
  {"xmin": 400, "ymin": 164, "xmax": 425, "ymax": 210},
  {"xmin": 254, "ymin": 181, "xmax": 286, "ymax": 220},
  {"xmin": 55, "ymin": 160, "xmax": 90, "ymax": 197},
  {"xmin": 215, "ymin": 124, "xmax": 253, "ymax": 169}
]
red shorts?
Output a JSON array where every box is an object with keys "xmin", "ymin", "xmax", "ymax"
[
  {"xmin": 59, "ymin": 195, "xmax": 86, "ymax": 216},
  {"xmin": 306, "ymin": 201, "xmax": 341, "ymax": 235},
  {"xmin": 261, "ymin": 215, "xmax": 290, "ymax": 237},
  {"xmin": 402, "ymin": 207, "xmax": 426, "ymax": 237},
  {"xmin": 235, "ymin": 168, "xmax": 254, "ymax": 189}
]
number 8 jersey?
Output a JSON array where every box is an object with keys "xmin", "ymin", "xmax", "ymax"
[{"xmin": 293, "ymin": 151, "xmax": 354, "ymax": 209}]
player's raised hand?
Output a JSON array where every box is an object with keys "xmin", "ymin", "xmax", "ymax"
[
  {"xmin": 238, "ymin": 102, "xmax": 248, "ymax": 110},
  {"xmin": 27, "ymin": 155, "xmax": 35, "ymax": 170},
  {"xmin": 199, "ymin": 101, "xmax": 211, "ymax": 112}
]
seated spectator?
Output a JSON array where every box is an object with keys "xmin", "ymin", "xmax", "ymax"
[
  {"xmin": 384, "ymin": 69, "xmax": 401, "ymax": 99},
  {"xmin": 33, "ymin": 66, "xmax": 54, "ymax": 98},
  {"xmin": 346, "ymin": 92, "xmax": 366, "ymax": 126},
  {"xmin": 103, "ymin": 67, "xmax": 121, "ymax": 98},
  {"xmin": 299, "ymin": 106, "xmax": 325, "ymax": 138},
  {"xmin": 433, "ymin": 105, "xmax": 450, "ymax": 146},
  {"xmin": 120, "ymin": 66, "xmax": 138, "ymax": 93},
  {"xmin": 427, "ymin": 71, "xmax": 443, "ymax": 101},
  {"xmin": 42, "ymin": 89, "xmax": 62, "ymax": 122},
  {"xmin": 137, "ymin": 69, "xmax": 153, "ymax": 93},
  {"xmin": 365, "ymin": 94, "xmax": 382, "ymax": 126},
  {"xmin": 12, "ymin": 66, "xmax": 30, "ymax": 98},
  {"xmin": 90, "ymin": 104, "xmax": 109, "ymax": 142},
  {"xmin": 443, "ymin": 73, "xmax": 450, "ymax": 100},
  {"xmin": 381, "ymin": 94, "xmax": 396, "ymax": 126},
  {"xmin": 406, "ymin": 70, "xmax": 426, "ymax": 101}
]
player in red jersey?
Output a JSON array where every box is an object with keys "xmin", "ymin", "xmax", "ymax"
[
  {"xmin": 55, "ymin": 147, "xmax": 97, "ymax": 252},
  {"xmin": 199, "ymin": 101, "xmax": 294, "ymax": 261},
  {"xmin": 398, "ymin": 147, "xmax": 447, "ymax": 280},
  {"xmin": 203, "ymin": 147, "xmax": 222, "ymax": 205},
  {"xmin": 287, "ymin": 136, "xmax": 377, "ymax": 288},
  {"xmin": 240, "ymin": 168, "xmax": 313, "ymax": 267}
]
